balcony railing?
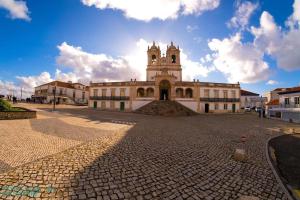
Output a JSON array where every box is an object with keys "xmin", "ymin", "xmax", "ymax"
[
  {"xmin": 90, "ymin": 96, "xmax": 130, "ymax": 101},
  {"xmin": 200, "ymin": 97, "xmax": 240, "ymax": 102},
  {"xmin": 280, "ymin": 103, "xmax": 300, "ymax": 108}
]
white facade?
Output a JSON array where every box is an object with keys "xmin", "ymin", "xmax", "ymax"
[
  {"xmin": 89, "ymin": 81, "xmax": 241, "ymax": 113},
  {"xmin": 198, "ymin": 86, "xmax": 241, "ymax": 113},
  {"xmin": 89, "ymin": 42, "xmax": 241, "ymax": 113},
  {"xmin": 147, "ymin": 71, "xmax": 181, "ymax": 82},
  {"xmin": 240, "ymin": 96, "xmax": 261, "ymax": 108},
  {"xmin": 33, "ymin": 81, "xmax": 89, "ymax": 104},
  {"xmin": 279, "ymin": 92, "xmax": 300, "ymax": 108},
  {"xmin": 268, "ymin": 88, "xmax": 300, "ymax": 123}
]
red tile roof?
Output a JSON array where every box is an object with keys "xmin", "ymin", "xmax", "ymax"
[
  {"xmin": 266, "ymin": 99, "xmax": 279, "ymax": 106},
  {"xmin": 241, "ymin": 89, "xmax": 259, "ymax": 96},
  {"xmin": 273, "ymin": 88, "xmax": 285, "ymax": 91},
  {"xmin": 278, "ymin": 86, "xmax": 300, "ymax": 95},
  {"xmin": 36, "ymin": 81, "xmax": 87, "ymax": 89}
]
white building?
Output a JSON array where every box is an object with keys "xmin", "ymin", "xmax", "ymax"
[
  {"xmin": 264, "ymin": 88, "xmax": 285, "ymax": 103},
  {"xmin": 33, "ymin": 81, "xmax": 89, "ymax": 104},
  {"xmin": 89, "ymin": 42, "xmax": 241, "ymax": 113},
  {"xmin": 240, "ymin": 89, "xmax": 260, "ymax": 109},
  {"xmin": 268, "ymin": 86, "xmax": 300, "ymax": 123}
]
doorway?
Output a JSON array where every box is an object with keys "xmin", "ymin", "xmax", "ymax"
[
  {"xmin": 120, "ymin": 102, "xmax": 125, "ymax": 111},
  {"xmin": 159, "ymin": 80, "xmax": 171, "ymax": 100},
  {"xmin": 205, "ymin": 103, "xmax": 209, "ymax": 113},
  {"xmin": 93, "ymin": 101, "xmax": 97, "ymax": 109},
  {"xmin": 232, "ymin": 104, "xmax": 236, "ymax": 113}
]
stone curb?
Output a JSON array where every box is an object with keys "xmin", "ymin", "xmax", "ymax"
[{"xmin": 266, "ymin": 135, "xmax": 295, "ymax": 200}]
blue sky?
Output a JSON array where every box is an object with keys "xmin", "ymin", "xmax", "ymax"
[{"xmin": 0, "ymin": 0, "xmax": 299, "ymax": 97}]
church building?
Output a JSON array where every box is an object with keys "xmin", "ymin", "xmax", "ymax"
[{"xmin": 89, "ymin": 42, "xmax": 241, "ymax": 113}]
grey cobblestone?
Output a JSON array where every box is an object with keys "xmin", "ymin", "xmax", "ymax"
[{"xmin": 0, "ymin": 106, "xmax": 299, "ymax": 199}]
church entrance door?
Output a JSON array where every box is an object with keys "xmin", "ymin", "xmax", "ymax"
[
  {"xmin": 205, "ymin": 103, "xmax": 209, "ymax": 113},
  {"xmin": 159, "ymin": 80, "xmax": 171, "ymax": 100}
]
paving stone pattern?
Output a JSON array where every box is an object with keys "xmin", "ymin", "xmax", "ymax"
[
  {"xmin": 0, "ymin": 111, "xmax": 130, "ymax": 169},
  {"xmin": 1, "ymin": 106, "xmax": 299, "ymax": 199}
]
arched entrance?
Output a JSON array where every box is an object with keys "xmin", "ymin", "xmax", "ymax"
[{"xmin": 159, "ymin": 80, "xmax": 171, "ymax": 100}]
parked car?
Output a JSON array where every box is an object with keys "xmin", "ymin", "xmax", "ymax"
[{"xmin": 245, "ymin": 107, "xmax": 251, "ymax": 112}]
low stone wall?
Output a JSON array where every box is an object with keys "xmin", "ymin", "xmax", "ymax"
[
  {"xmin": 268, "ymin": 109, "xmax": 300, "ymax": 123},
  {"xmin": 0, "ymin": 107, "xmax": 37, "ymax": 120}
]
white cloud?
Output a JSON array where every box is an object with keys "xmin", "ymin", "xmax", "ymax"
[
  {"xmin": 56, "ymin": 39, "xmax": 213, "ymax": 83},
  {"xmin": 15, "ymin": 72, "xmax": 53, "ymax": 98},
  {"xmin": 266, "ymin": 80, "xmax": 278, "ymax": 85},
  {"xmin": 81, "ymin": 0, "xmax": 220, "ymax": 21},
  {"xmin": 0, "ymin": 72, "xmax": 51, "ymax": 98},
  {"xmin": 208, "ymin": 33, "xmax": 270, "ymax": 83},
  {"xmin": 128, "ymin": 39, "xmax": 214, "ymax": 80},
  {"xmin": 251, "ymin": 12, "xmax": 281, "ymax": 55},
  {"xmin": 16, "ymin": 72, "xmax": 53, "ymax": 90},
  {"xmin": 181, "ymin": 0, "xmax": 220, "ymax": 15},
  {"xmin": 205, "ymin": 0, "xmax": 300, "ymax": 83},
  {"xmin": 55, "ymin": 70, "xmax": 79, "ymax": 83},
  {"xmin": 56, "ymin": 42, "xmax": 143, "ymax": 83},
  {"xmin": 251, "ymin": 6, "xmax": 300, "ymax": 71},
  {"xmin": 0, "ymin": 80, "xmax": 18, "ymax": 96},
  {"xmin": 286, "ymin": 0, "xmax": 300, "ymax": 28},
  {"xmin": 2, "ymin": 39, "xmax": 212, "ymax": 97},
  {"xmin": 0, "ymin": 0, "xmax": 30, "ymax": 20},
  {"xmin": 228, "ymin": 1, "xmax": 258, "ymax": 30},
  {"xmin": 186, "ymin": 25, "xmax": 198, "ymax": 32},
  {"xmin": 181, "ymin": 52, "xmax": 215, "ymax": 80}
]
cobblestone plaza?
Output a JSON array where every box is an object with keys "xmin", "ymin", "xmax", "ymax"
[{"xmin": 0, "ymin": 104, "xmax": 299, "ymax": 199}]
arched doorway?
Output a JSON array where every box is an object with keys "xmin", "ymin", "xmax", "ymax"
[
  {"xmin": 137, "ymin": 88, "xmax": 145, "ymax": 97},
  {"xmin": 159, "ymin": 80, "xmax": 171, "ymax": 100},
  {"xmin": 185, "ymin": 88, "xmax": 193, "ymax": 98},
  {"xmin": 146, "ymin": 88, "xmax": 154, "ymax": 97},
  {"xmin": 176, "ymin": 88, "xmax": 184, "ymax": 98}
]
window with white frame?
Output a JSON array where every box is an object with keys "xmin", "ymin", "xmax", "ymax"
[
  {"xmin": 295, "ymin": 97, "xmax": 299, "ymax": 105},
  {"xmin": 204, "ymin": 89, "xmax": 210, "ymax": 98},
  {"xmin": 111, "ymin": 88, "xmax": 116, "ymax": 97},
  {"xmin": 102, "ymin": 89, "xmax": 107, "ymax": 97},
  {"xmin": 231, "ymin": 90, "xmax": 236, "ymax": 98},
  {"xmin": 214, "ymin": 90, "xmax": 219, "ymax": 98},
  {"xmin": 284, "ymin": 98, "xmax": 290, "ymax": 105},
  {"xmin": 120, "ymin": 88, "xmax": 126, "ymax": 97},
  {"xmin": 223, "ymin": 90, "xmax": 228, "ymax": 98},
  {"xmin": 224, "ymin": 103, "xmax": 228, "ymax": 110},
  {"xmin": 215, "ymin": 103, "xmax": 219, "ymax": 110},
  {"xmin": 93, "ymin": 89, "xmax": 98, "ymax": 96}
]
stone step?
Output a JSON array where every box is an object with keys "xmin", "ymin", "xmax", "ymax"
[{"xmin": 135, "ymin": 100, "xmax": 197, "ymax": 116}]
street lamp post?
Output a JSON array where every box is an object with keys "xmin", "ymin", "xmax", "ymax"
[
  {"xmin": 261, "ymin": 95, "xmax": 264, "ymax": 119},
  {"xmin": 53, "ymin": 83, "xmax": 57, "ymax": 111}
]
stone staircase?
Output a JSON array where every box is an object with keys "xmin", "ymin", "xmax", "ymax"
[{"xmin": 135, "ymin": 100, "xmax": 197, "ymax": 116}]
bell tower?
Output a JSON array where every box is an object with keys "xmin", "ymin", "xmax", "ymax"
[
  {"xmin": 146, "ymin": 41, "xmax": 182, "ymax": 81},
  {"xmin": 166, "ymin": 41, "xmax": 181, "ymax": 67},
  {"xmin": 147, "ymin": 42, "xmax": 161, "ymax": 66}
]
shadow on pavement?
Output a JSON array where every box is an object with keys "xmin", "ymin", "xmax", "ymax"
[
  {"xmin": 269, "ymin": 134, "xmax": 300, "ymax": 188},
  {"xmin": 64, "ymin": 114, "xmax": 293, "ymax": 199}
]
